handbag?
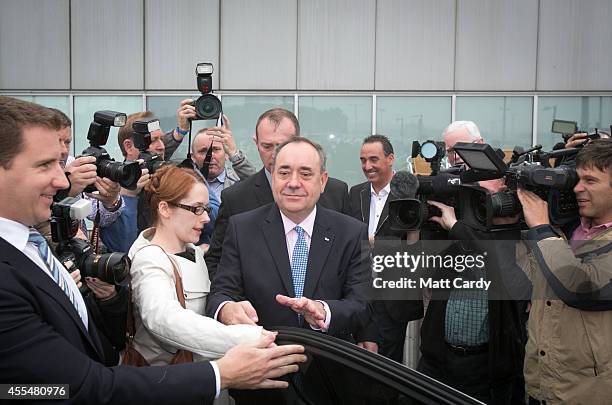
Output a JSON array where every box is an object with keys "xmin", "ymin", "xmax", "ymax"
[{"xmin": 122, "ymin": 245, "xmax": 194, "ymax": 366}]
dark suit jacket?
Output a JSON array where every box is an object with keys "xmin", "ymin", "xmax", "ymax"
[
  {"xmin": 348, "ymin": 181, "xmax": 424, "ymax": 324},
  {"xmin": 206, "ymin": 203, "xmax": 371, "ymax": 338},
  {"xmin": 205, "ymin": 168, "xmax": 350, "ymax": 278},
  {"xmin": 0, "ymin": 236, "xmax": 216, "ymax": 405},
  {"xmin": 349, "ymin": 181, "xmax": 393, "ymax": 237}
]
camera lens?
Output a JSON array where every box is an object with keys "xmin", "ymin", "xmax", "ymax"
[
  {"xmin": 194, "ymin": 94, "xmax": 222, "ymax": 120},
  {"xmin": 491, "ymin": 192, "xmax": 521, "ymax": 217},
  {"xmin": 470, "ymin": 192, "xmax": 488, "ymax": 226},
  {"xmin": 390, "ymin": 199, "xmax": 423, "ymax": 230},
  {"xmin": 82, "ymin": 252, "xmax": 131, "ymax": 286},
  {"xmin": 98, "ymin": 160, "xmax": 142, "ymax": 190}
]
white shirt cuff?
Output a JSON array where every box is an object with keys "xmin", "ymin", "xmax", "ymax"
[
  {"xmin": 214, "ymin": 301, "xmax": 231, "ymax": 321},
  {"xmin": 210, "ymin": 361, "xmax": 221, "ymax": 399},
  {"xmin": 309, "ymin": 300, "xmax": 331, "ymax": 332}
]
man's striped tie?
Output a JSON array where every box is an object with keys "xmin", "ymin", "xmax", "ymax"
[{"xmin": 28, "ymin": 229, "xmax": 86, "ymax": 325}]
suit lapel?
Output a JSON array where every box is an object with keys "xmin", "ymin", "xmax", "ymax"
[
  {"xmin": 261, "ymin": 205, "xmax": 294, "ymax": 296},
  {"xmin": 1, "ymin": 239, "xmax": 104, "ymax": 361},
  {"xmin": 375, "ymin": 200, "xmax": 390, "ymax": 235},
  {"xmin": 253, "ymin": 169, "xmax": 274, "ymax": 206},
  {"xmin": 359, "ymin": 185, "xmax": 371, "ymax": 224},
  {"xmin": 303, "ymin": 207, "xmax": 334, "ymax": 299}
]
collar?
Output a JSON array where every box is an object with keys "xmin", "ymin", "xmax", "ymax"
[
  {"xmin": 578, "ymin": 217, "xmax": 612, "ymax": 233},
  {"xmin": 280, "ymin": 206, "xmax": 317, "ymax": 239},
  {"xmin": 210, "ymin": 168, "xmax": 227, "ymax": 184},
  {"xmin": 370, "ymin": 182, "xmax": 391, "ymax": 197},
  {"xmin": 0, "ymin": 217, "xmax": 31, "ymax": 252}
]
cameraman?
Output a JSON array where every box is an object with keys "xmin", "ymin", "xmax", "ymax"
[
  {"xmin": 0, "ymin": 96, "xmax": 307, "ymax": 404},
  {"xmin": 190, "ymin": 115, "xmax": 256, "ymax": 202},
  {"xmin": 516, "ymin": 138, "xmax": 612, "ymax": 404},
  {"xmin": 101, "ymin": 109, "xmax": 220, "ymax": 252},
  {"xmin": 416, "ymin": 122, "xmax": 526, "ymax": 404},
  {"xmin": 35, "ymin": 109, "xmax": 125, "ymax": 244},
  {"xmin": 44, "ymin": 109, "xmax": 129, "ymax": 359}
]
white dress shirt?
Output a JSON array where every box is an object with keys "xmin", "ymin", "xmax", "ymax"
[
  {"xmin": 368, "ymin": 182, "xmax": 391, "ymax": 237},
  {"xmin": 0, "ymin": 217, "xmax": 89, "ymax": 329}
]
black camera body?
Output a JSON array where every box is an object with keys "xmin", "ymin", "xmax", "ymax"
[
  {"xmin": 192, "ymin": 62, "xmax": 222, "ymax": 121},
  {"xmin": 82, "ymin": 110, "xmax": 141, "ymax": 192},
  {"xmin": 388, "ymin": 170, "xmax": 462, "ymax": 236},
  {"xmin": 51, "ymin": 197, "xmax": 131, "ymax": 286},
  {"xmin": 132, "ymin": 118, "xmax": 167, "ymax": 175},
  {"xmin": 452, "ymin": 142, "xmax": 579, "ymax": 231}
]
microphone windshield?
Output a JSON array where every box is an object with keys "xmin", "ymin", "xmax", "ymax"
[{"xmin": 390, "ymin": 171, "xmax": 420, "ymax": 199}]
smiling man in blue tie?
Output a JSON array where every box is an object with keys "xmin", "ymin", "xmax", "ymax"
[{"xmin": 208, "ymin": 137, "xmax": 371, "ymax": 336}]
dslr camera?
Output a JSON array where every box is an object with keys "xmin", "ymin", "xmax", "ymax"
[
  {"xmin": 192, "ymin": 62, "xmax": 222, "ymax": 121},
  {"xmin": 50, "ymin": 197, "xmax": 131, "ymax": 286},
  {"xmin": 81, "ymin": 111, "xmax": 142, "ymax": 192},
  {"xmin": 132, "ymin": 118, "xmax": 167, "ymax": 174}
]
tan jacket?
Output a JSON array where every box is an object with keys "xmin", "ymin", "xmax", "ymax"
[{"xmin": 519, "ymin": 226, "xmax": 612, "ymax": 404}]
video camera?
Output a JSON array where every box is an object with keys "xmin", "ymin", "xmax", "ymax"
[
  {"xmin": 388, "ymin": 170, "xmax": 463, "ymax": 233},
  {"xmin": 385, "ymin": 140, "xmax": 462, "ymax": 234},
  {"xmin": 132, "ymin": 118, "xmax": 167, "ymax": 174},
  {"xmin": 191, "ymin": 63, "xmax": 222, "ymax": 121},
  {"xmin": 452, "ymin": 142, "xmax": 579, "ymax": 231},
  {"xmin": 81, "ymin": 111, "xmax": 142, "ymax": 192},
  {"xmin": 50, "ymin": 197, "xmax": 131, "ymax": 287}
]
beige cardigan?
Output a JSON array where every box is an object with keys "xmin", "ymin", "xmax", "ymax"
[{"xmin": 127, "ymin": 228, "xmax": 262, "ymax": 365}]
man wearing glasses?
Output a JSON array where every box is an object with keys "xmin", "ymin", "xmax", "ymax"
[{"xmin": 443, "ymin": 120, "xmax": 484, "ymax": 167}]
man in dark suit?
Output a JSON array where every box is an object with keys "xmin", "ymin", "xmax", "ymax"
[
  {"xmin": 205, "ymin": 108, "xmax": 350, "ymax": 280},
  {"xmin": 207, "ymin": 137, "xmax": 370, "ymax": 337},
  {"xmin": 348, "ymin": 135, "xmax": 423, "ymax": 363},
  {"xmin": 0, "ymin": 96, "xmax": 305, "ymax": 404}
]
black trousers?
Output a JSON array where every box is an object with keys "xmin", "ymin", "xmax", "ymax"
[
  {"xmin": 417, "ymin": 347, "xmax": 514, "ymax": 405},
  {"xmin": 373, "ymin": 302, "xmax": 410, "ymax": 363}
]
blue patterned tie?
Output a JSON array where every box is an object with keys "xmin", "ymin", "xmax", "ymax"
[
  {"xmin": 291, "ymin": 226, "xmax": 309, "ymax": 299},
  {"xmin": 28, "ymin": 229, "xmax": 86, "ymax": 325}
]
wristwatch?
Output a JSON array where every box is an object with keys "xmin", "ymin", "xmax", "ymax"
[
  {"xmin": 229, "ymin": 150, "xmax": 245, "ymax": 164},
  {"xmin": 103, "ymin": 196, "xmax": 123, "ymax": 212}
]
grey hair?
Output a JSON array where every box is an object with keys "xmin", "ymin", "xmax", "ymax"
[
  {"xmin": 443, "ymin": 120, "xmax": 482, "ymax": 141},
  {"xmin": 272, "ymin": 137, "xmax": 327, "ymax": 173}
]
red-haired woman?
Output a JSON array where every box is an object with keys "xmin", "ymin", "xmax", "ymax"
[{"xmin": 128, "ymin": 165, "xmax": 262, "ymax": 365}]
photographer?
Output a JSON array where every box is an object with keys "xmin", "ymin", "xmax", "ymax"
[
  {"xmin": 0, "ymin": 96, "xmax": 306, "ymax": 404},
  {"xmin": 41, "ymin": 109, "xmax": 130, "ymax": 360},
  {"xmin": 35, "ymin": 109, "xmax": 125, "ymax": 244},
  {"xmin": 415, "ymin": 122, "xmax": 526, "ymax": 404},
  {"xmin": 517, "ymin": 138, "xmax": 612, "ymax": 405},
  {"xmin": 190, "ymin": 115, "xmax": 256, "ymax": 202},
  {"xmin": 100, "ymin": 110, "xmax": 220, "ymax": 252}
]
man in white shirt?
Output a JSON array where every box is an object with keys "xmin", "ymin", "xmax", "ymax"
[{"xmin": 349, "ymin": 135, "xmax": 424, "ymax": 362}]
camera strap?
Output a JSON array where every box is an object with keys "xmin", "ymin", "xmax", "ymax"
[{"xmin": 90, "ymin": 201, "xmax": 101, "ymax": 254}]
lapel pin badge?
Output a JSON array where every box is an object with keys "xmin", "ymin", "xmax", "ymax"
[{"xmin": 324, "ymin": 237, "xmax": 330, "ymax": 242}]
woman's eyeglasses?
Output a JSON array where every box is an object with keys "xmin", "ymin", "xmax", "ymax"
[{"xmin": 168, "ymin": 202, "xmax": 212, "ymax": 216}]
